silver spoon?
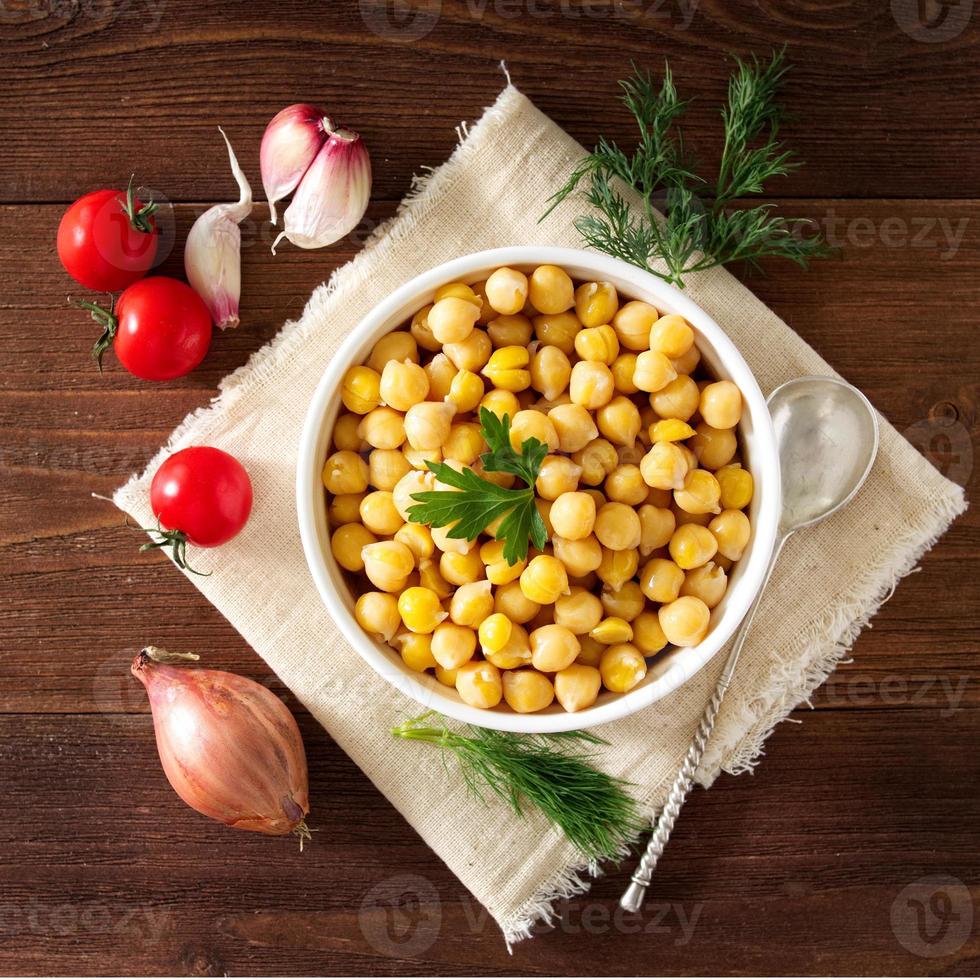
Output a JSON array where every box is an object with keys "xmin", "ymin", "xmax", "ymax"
[{"xmin": 621, "ymin": 376, "xmax": 879, "ymax": 912}]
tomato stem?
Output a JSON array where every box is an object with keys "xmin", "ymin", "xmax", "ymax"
[
  {"xmin": 135, "ymin": 522, "xmax": 212, "ymax": 577},
  {"xmin": 119, "ymin": 174, "xmax": 157, "ymax": 234}
]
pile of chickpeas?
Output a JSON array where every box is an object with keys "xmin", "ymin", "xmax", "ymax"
[{"xmin": 323, "ymin": 263, "xmax": 754, "ymax": 715}]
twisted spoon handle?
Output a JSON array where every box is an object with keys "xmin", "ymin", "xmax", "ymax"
[{"xmin": 620, "ymin": 532, "xmax": 788, "ymax": 913}]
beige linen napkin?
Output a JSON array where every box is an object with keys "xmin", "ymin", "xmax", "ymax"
[{"xmin": 114, "ymin": 84, "xmax": 966, "ymax": 944}]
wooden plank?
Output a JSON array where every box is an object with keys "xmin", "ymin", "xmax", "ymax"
[
  {"xmin": 0, "ymin": 2, "xmax": 978, "ymax": 204},
  {"xmin": 0, "ymin": 708, "xmax": 977, "ymax": 975}
]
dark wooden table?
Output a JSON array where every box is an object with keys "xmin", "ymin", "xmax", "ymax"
[{"xmin": 1, "ymin": 1, "xmax": 978, "ymax": 975}]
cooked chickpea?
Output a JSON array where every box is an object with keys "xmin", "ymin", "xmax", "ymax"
[
  {"xmin": 438, "ymin": 548, "xmax": 483, "ymax": 586},
  {"xmin": 341, "ymin": 365, "xmax": 382, "ymax": 414},
  {"xmin": 681, "ymin": 561, "xmax": 728, "ymax": 608},
  {"xmin": 487, "ymin": 313, "xmax": 532, "ymax": 348},
  {"xmin": 672, "ymin": 502, "xmax": 712, "ymax": 528},
  {"xmin": 633, "ymin": 350, "xmax": 678, "ymax": 393},
  {"xmin": 639, "ymin": 557, "xmax": 684, "ymax": 603},
  {"xmin": 456, "ymin": 660, "xmax": 503, "ymax": 709},
  {"xmin": 651, "ymin": 375, "xmax": 700, "ymax": 421},
  {"xmin": 359, "ymin": 490, "xmax": 403, "ymax": 535},
  {"xmin": 596, "ymin": 547, "xmax": 639, "ymax": 591},
  {"xmin": 404, "ymin": 401, "xmax": 455, "ymax": 450},
  {"xmin": 572, "ymin": 438, "xmax": 618, "ymax": 486},
  {"xmin": 485, "ymin": 267, "xmax": 529, "ymax": 316},
  {"xmin": 328, "ymin": 492, "xmax": 364, "ymax": 526},
  {"xmin": 690, "ymin": 422, "xmax": 737, "ymax": 470},
  {"xmin": 393, "ymin": 631, "xmax": 437, "ymax": 672},
  {"xmin": 700, "ymin": 380, "xmax": 742, "ymax": 429},
  {"xmin": 430, "ymin": 524, "xmax": 475, "ymax": 556},
  {"xmin": 359, "ymin": 407, "xmax": 406, "ymax": 450},
  {"xmin": 503, "ymin": 669, "xmax": 555, "ymax": 713},
  {"xmin": 368, "ymin": 448, "xmax": 412, "ymax": 491},
  {"xmin": 716, "ymin": 464, "xmax": 754, "ymax": 510},
  {"xmin": 479, "ymin": 539, "xmax": 526, "ymax": 585},
  {"xmin": 394, "ymin": 522, "xmax": 434, "ymax": 561},
  {"xmin": 449, "ymin": 579, "xmax": 493, "ymax": 627},
  {"xmin": 422, "ymin": 352, "xmax": 455, "ymax": 401},
  {"xmin": 507, "ymin": 411, "xmax": 557, "ymax": 455},
  {"xmin": 671, "ymin": 342, "xmax": 701, "ymax": 376},
  {"xmin": 428, "ymin": 295, "xmax": 480, "ymax": 345},
  {"xmin": 418, "ymin": 558, "xmax": 452, "ymax": 599},
  {"xmin": 529, "ymin": 264, "xmax": 574, "ymax": 314},
  {"xmin": 485, "ymin": 622, "xmax": 532, "ymax": 669},
  {"xmin": 640, "ymin": 442, "xmax": 689, "ymax": 491},
  {"xmin": 549, "ymin": 492, "xmax": 596, "ymax": 541},
  {"xmin": 612, "ymin": 300, "xmax": 659, "ymax": 351},
  {"xmin": 332, "ymin": 412, "xmax": 367, "ymax": 452},
  {"xmin": 610, "ymin": 352, "xmax": 639, "ymax": 395},
  {"xmin": 535, "ymin": 455, "xmax": 582, "ymax": 501},
  {"xmin": 605, "ymin": 464, "xmax": 647, "ymax": 506},
  {"xmin": 659, "ymin": 596, "xmax": 710, "ymax": 647},
  {"xmin": 600, "ymin": 581, "xmax": 645, "ymax": 621},
  {"xmin": 574, "ymin": 324, "xmax": 619, "ymax": 365},
  {"xmin": 429, "ymin": 622, "xmax": 478, "ymax": 669},
  {"xmin": 441, "ymin": 421, "xmax": 484, "ymax": 465},
  {"xmin": 482, "ymin": 345, "xmax": 531, "ymax": 392},
  {"xmin": 637, "ymin": 504, "xmax": 676, "ymax": 556},
  {"xmin": 650, "ymin": 418, "xmax": 697, "ymax": 443},
  {"xmin": 600, "ymin": 644, "xmax": 647, "ymax": 693},
  {"xmin": 434, "ymin": 663, "xmax": 459, "ymax": 687},
  {"xmin": 480, "ymin": 387, "xmax": 521, "ymax": 421},
  {"xmin": 529, "ymin": 345, "xmax": 572, "ymax": 401},
  {"xmin": 709, "ymin": 509, "xmax": 751, "ymax": 561},
  {"xmin": 392, "ymin": 469, "xmax": 434, "ymax": 521},
  {"xmin": 551, "ymin": 534, "xmax": 602, "ymax": 578},
  {"xmin": 410, "ymin": 305, "xmax": 440, "ymax": 351},
  {"xmin": 367, "ymin": 331, "xmax": 419, "ymax": 373},
  {"xmin": 444, "ymin": 372, "xmax": 484, "ymax": 417},
  {"xmin": 530, "ymin": 623, "xmax": 580, "ymax": 671},
  {"xmin": 674, "ymin": 468, "xmax": 722, "ymax": 515},
  {"xmin": 322, "ymin": 450, "xmax": 369, "ymax": 494},
  {"xmin": 443, "ymin": 329, "xmax": 492, "ymax": 372},
  {"xmin": 554, "ymin": 587, "xmax": 603, "ymax": 634},
  {"xmin": 330, "ymin": 522, "xmax": 377, "ymax": 572},
  {"xmin": 631, "ymin": 610, "xmax": 668, "ymax": 655},
  {"xmin": 593, "ymin": 502, "xmax": 642, "ymax": 551},
  {"xmin": 520, "ymin": 554, "xmax": 570, "ymax": 605},
  {"xmin": 478, "ymin": 612, "xmax": 513, "ymax": 654},
  {"xmin": 574, "ymin": 280, "xmax": 619, "ymax": 328},
  {"xmin": 669, "ymin": 523, "xmax": 718, "ymax": 569},
  {"xmin": 533, "ymin": 312, "xmax": 580, "ymax": 354},
  {"xmin": 649, "ymin": 314, "xmax": 694, "ymax": 358},
  {"xmin": 569, "ymin": 360, "xmax": 615, "ymax": 410},
  {"xmin": 548, "ymin": 403, "xmax": 599, "ymax": 454},
  {"xmin": 590, "ymin": 616, "xmax": 633, "ymax": 645},
  {"xmin": 363, "ymin": 540, "xmax": 416, "ymax": 593},
  {"xmin": 379, "ymin": 359, "xmax": 429, "ymax": 411},
  {"xmin": 575, "ymin": 635, "xmax": 605, "ymax": 668},
  {"xmin": 553, "ymin": 662, "xmax": 603, "ymax": 714},
  {"xmin": 596, "ymin": 396, "xmax": 641, "ymax": 448},
  {"xmin": 355, "ymin": 592, "xmax": 402, "ymax": 642}
]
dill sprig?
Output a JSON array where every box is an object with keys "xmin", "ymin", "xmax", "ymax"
[
  {"xmin": 392, "ymin": 712, "xmax": 643, "ymax": 861},
  {"xmin": 406, "ymin": 407, "xmax": 548, "ymax": 565},
  {"xmin": 544, "ymin": 48, "xmax": 830, "ymax": 288}
]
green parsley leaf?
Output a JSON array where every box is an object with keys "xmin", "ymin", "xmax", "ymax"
[{"xmin": 405, "ymin": 410, "xmax": 548, "ymax": 565}]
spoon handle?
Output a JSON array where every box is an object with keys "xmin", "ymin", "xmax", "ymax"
[{"xmin": 620, "ymin": 533, "xmax": 788, "ymax": 913}]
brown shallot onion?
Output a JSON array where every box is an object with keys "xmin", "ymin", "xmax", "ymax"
[{"xmin": 132, "ymin": 647, "xmax": 310, "ymax": 842}]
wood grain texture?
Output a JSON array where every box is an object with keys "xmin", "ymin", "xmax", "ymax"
[{"xmin": 0, "ymin": 1, "xmax": 977, "ymax": 975}]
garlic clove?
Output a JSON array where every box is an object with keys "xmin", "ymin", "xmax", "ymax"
[
  {"xmin": 184, "ymin": 128, "xmax": 253, "ymax": 330},
  {"xmin": 271, "ymin": 126, "xmax": 371, "ymax": 254},
  {"xmin": 260, "ymin": 103, "xmax": 329, "ymax": 225}
]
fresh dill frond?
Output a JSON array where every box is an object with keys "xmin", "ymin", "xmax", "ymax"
[
  {"xmin": 392, "ymin": 712, "xmax": 644, "ymax": 861},
  {"xmin": 544, "ymin": 48, "xmax": 830, "ymax": 288},
  {"xmin": 406, "ymin": 407, "xmax": 548, "ymax": 565}
]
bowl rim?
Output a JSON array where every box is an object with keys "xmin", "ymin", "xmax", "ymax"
[{"xmin": 297, "ymin": 245, "xmax": 780, "ymax": 732}]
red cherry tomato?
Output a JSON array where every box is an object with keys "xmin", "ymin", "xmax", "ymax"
[
  {"xmin": 150, "ymin": 447, "xmax": 253, "ymax": 551},
  {"xmin": 57, "ymin": 184, "xmax": 159, "ymax": 292},
  {"xmin": 88, "ymin": 277, "xmax": 212, "ymax": 380}
]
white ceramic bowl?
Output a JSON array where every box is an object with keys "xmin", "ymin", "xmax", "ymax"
[{"xmin": 297, "ymin": 246, "xmax": 780, "ymax": 732}]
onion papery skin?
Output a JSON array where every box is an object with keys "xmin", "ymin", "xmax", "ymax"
[{"xmin": 132, "ymin": 649, "xmax": 309, "ymax": 836}]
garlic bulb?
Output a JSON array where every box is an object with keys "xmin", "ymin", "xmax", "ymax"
[
  {"xmin": 260, "ymin": 103, "xmax": 371, "ymax": 254},
  {"xmin": 183, "ymin": 128, "xmax": 253, "ymax": 330}
]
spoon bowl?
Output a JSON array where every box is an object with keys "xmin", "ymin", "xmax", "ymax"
[{"xmin": 769, "ymin": 376, "xmax": 880, "ymax": 533}]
